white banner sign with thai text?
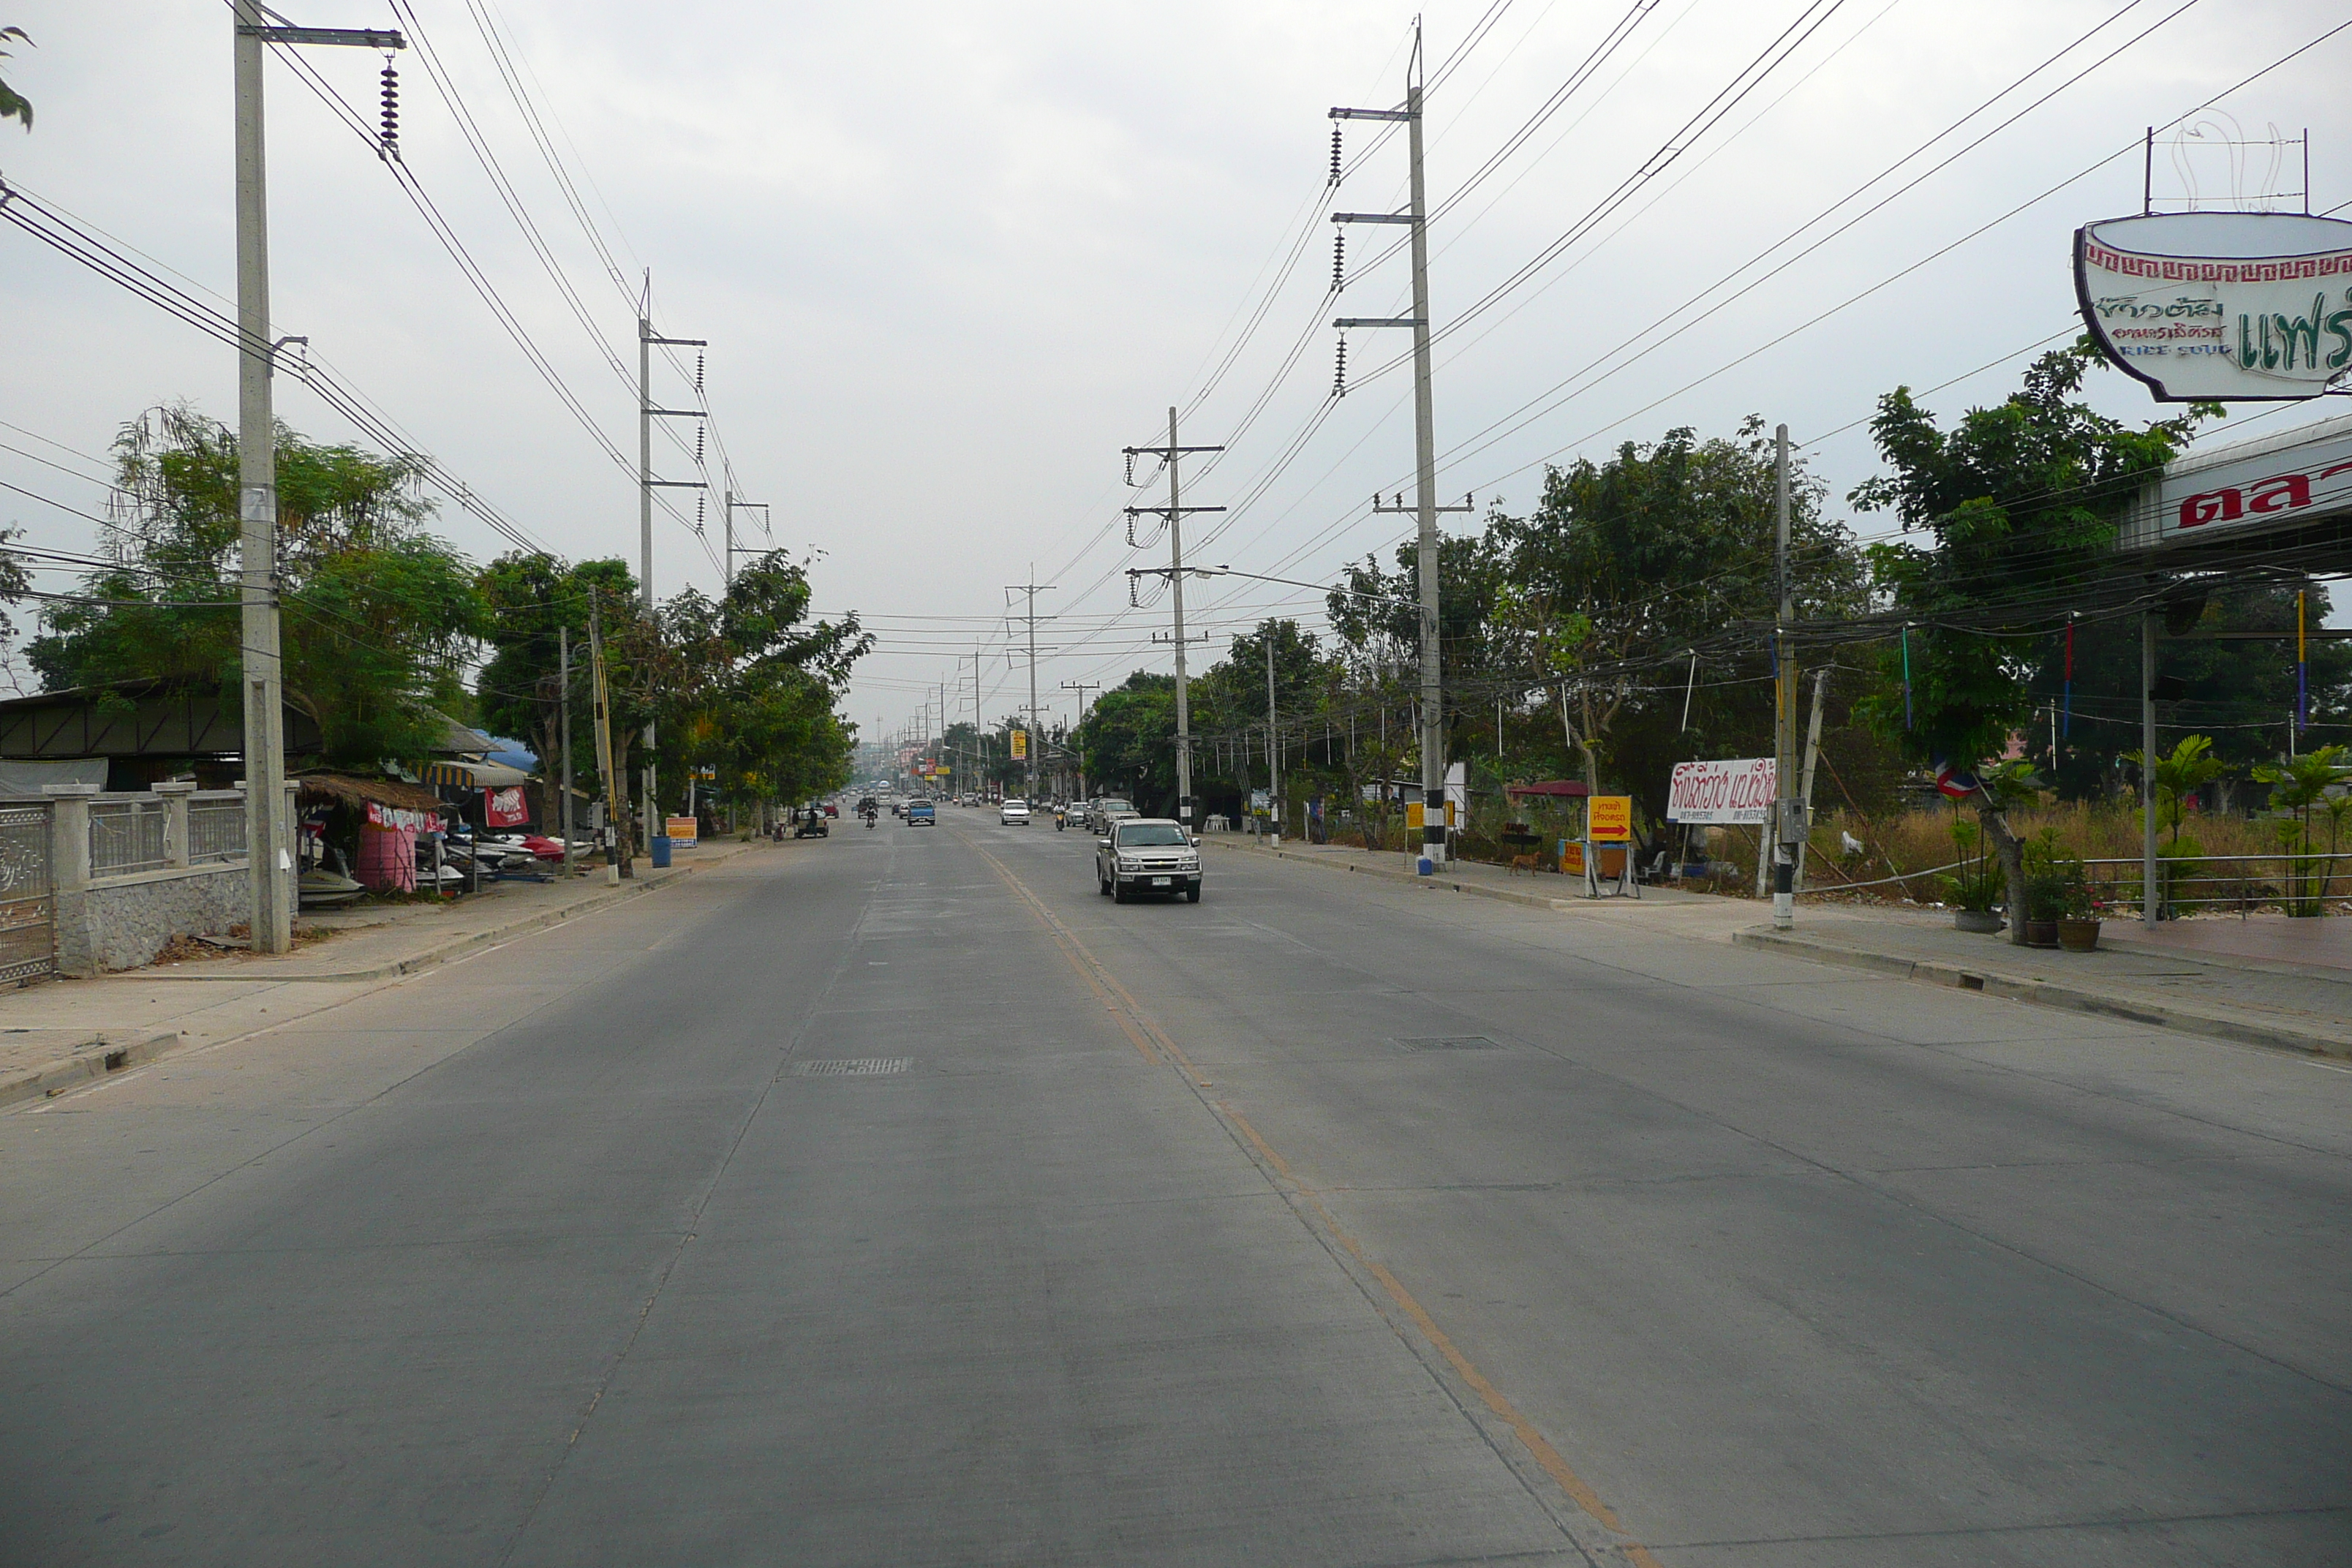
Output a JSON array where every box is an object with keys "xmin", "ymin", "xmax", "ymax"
[{"xmin": 1666, "ymin": 758, "xmax": 1775, "ymax": 824}]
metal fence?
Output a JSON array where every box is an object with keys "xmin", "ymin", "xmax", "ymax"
[
  {"xmin": 2083, "ymin": 852, "xmax": 2350, "ymax": 919},
  {"xmin": 88, "ymin": 798, "xmax": 170, "ymax": 878},
  {"xmin": 0, "ymin": 804, "xmax": 52, "ymax": 984},
  {"xmin": 187, "ymin": 794, "xmax": 246, "ymax": 864}
]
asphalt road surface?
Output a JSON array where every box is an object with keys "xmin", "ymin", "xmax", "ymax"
[{"xmin": 4, "ymin": 813, "xmax": 2348, "ymax": 1566}]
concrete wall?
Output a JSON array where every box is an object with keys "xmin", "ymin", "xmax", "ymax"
[
  {"xmin": 44, "ymin": 783, "xmax": 286, "ymax": 978},
  {"xmin": 59, "ymin": 864, "xmax": 249, "ymax": 976}
]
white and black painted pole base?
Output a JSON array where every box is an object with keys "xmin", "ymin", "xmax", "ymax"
[
  {"xmin": 1419, "ymin": 788, "xmax": 1448, "ymax": 875},
  {"xmin": 1771, "ymin": 846, "xmax": 1795, "ymax": 929}
]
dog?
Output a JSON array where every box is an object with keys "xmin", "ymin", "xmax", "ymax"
[{"xmin": 1507, "ymin": 853, "xmax": 1541, "ymax": 877}]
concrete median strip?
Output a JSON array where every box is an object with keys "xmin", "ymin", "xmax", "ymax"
[
  {"xmin": 0, "ymin": 1027, "xmax": 182, "ymax": 1110},
  {"xmin": 1210, "ymin": 835, "xmax": 2352, "ymax": 1060},
  {"xmin": 1734, "ymin": 926, "xmax": 2352, "ymax": 1060}
]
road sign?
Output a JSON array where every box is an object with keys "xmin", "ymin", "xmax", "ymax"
[
  {"xmin": 1588, "ymin": 796, "xmax": 1633, "ymax": 842},
  {"xmin": 1011, "ymin": 730, "xmax": 1028, "ymax": 760}
]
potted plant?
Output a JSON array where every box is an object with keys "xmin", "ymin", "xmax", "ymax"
[
  {"xmin": 1942, "ymin": 858, "xmax": 2005, "ymax": 932},
  {"xmin": 2056, "ymin": 855, "xmax": 2100, "ymax": 951},
  {"xmin": 2020, "ymin": 834, "xmax": 2068, "ymax": 948}
]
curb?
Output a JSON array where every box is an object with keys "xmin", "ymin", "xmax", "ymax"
[
  {"xmin": 117, "ymin": 842, "xmax": 763, "ymax": 985},
  {"xmin": 0, "ymin": 1027, "xmax": 182, "ymax": 1110},
  {"xmin": 1204, "ymin": 838, "xmax": 1583, "ymax": 912},
  {"xmin": 1732, "ymin": 927, "xmax": 2352, "ymax": 1060}
]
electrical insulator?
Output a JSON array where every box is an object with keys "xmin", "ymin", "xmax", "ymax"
[
  {"xmin": 1124, "ymin": 451, "xmax": 1134, "ymax": 486},
  {"xmin": 1128, "ymin": 575, "xmax": 1142, "ymax": 608},
  {"xmin": 1332, "ymin": 231, "xmax": 1344, "ymax": 293},
  {"xmin": 696, "ymin": 494, "xmax": 706, "ymax": 529},
  {"xmin": 696, "ymin": 421, "xmax": 705, "ymax": 465},
  {"xmin": 695, "ymin": 350, "xmax": 704, "ymax": 395},
  {"xmin": 378, "ymin": 59, "xmax": 400, "ymax": 160},
  {"xmin": 1330, "ymin": 123, "xmax": 1342, "ymax": 185},
  {"xmin": 1333, "ymin": 333, "xmax": 1348, "ymax": 399}
]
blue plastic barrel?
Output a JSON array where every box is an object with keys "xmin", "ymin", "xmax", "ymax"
[{"xmin": 649, "ymin": 834, "xmax": 673, "ymax": 868}]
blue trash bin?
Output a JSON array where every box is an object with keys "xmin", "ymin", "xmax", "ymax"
[{"xmin": 649, "ymin": 834, "xmax": 673, "ymax": 868}]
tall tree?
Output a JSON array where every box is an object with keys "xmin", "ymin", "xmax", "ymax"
[
  {"xmin": 31, "ymin": 405, "xmax": 484, "ymax": 768},
  {"xmin": 1850, "ymin": 342, "xmax": 2213, "ymax": 932}
]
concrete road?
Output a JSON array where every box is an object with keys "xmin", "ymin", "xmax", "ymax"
[{"xmin": 3, "ymin": 815, "xmax": 2347, "ymax": 1566}]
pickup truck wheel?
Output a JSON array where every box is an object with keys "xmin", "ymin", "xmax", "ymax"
[
  {"xmin": 1098, "ymin": 874, "xmax": 1112, "ymax": 897},
  {"xmin": 1186, "ymin": 885, "xmax": 1201, "ymax": 902},
  {"xmin": 1112, "ymin": 881, "xmax": 1130, "ymax": 904}
]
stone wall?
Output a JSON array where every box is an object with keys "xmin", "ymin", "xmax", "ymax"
[{"xmin": 59, "ymin": 864, "xmax": 249, "ymax": 976}]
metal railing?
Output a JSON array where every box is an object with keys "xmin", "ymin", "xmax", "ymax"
[
  {"xmin": 88, "ymin": 798, "xmax": 169, "ymax": 878},
  {"xmin": 2081, "ymin": 851, "xmax": 2350, "ymax": 919},
  {"xmin": 187, "ymin": 794, "xmax": 247, "ymax": 864}
]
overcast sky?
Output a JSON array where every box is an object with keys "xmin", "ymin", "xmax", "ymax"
[{"xmin": 3, "ymin": 0, "xmax": 2347, "ymax": 745}]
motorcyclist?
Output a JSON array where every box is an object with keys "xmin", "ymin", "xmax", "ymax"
[{"xmin": 859, "ymin": 794, "xmax": 879, "ymax": 829}]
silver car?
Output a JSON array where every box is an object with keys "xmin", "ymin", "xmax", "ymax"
[{"xmin": 1096, "ymin": 818, "xmax": 1202, "ymax": 903}]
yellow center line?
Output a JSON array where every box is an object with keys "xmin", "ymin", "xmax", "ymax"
[{"xmin": 963, "ymin": 832, "xmax": 1663, "ymax": 1568}]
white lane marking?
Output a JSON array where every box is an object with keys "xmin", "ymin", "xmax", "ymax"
[{"xmin": 2304, "ymin": 1060, "xmax": 2352, "ymax": 1075}]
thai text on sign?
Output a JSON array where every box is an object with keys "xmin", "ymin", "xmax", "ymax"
[
  {"xmin": 1588, "ymin": 796, "xmax": 1634, "ymax": 842},
  {"xmin": 1666, "ymin": 758, "xmax": 1776, "ymax": 823}
]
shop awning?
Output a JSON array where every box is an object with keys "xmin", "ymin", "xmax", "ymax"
[{"xmin": 421, "ymin": 759, "xmax": 531, "ymax": 788}]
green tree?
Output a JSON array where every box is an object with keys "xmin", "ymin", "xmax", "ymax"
[
  {"xmin": 1484, "ymin": 417, "xmax": 1863, "ymax": 823},
  {"xmin": 30, "ymin": 405, "xmax": 484, "ymax": 768},
  {"xmin": 1074, "ymin": 673, "xmax": 1177, "ymax": 811},
  {"xmin": 1851, "ymin": 344, "xmax": 2212, "ymax": 935},
  {"xmin": 1, "ymin": 26, "xmax": 32, "ymax": 131}
]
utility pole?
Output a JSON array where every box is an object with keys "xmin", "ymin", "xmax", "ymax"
[
  {"xmin": 1123, "ymin": 409, "xmax": 1222, "ymax": 826},
  {"xmin": 2142, "ymin": 611, "xmax": 2159, "ymax": 926},
  {"xmin": 637, "ymin": 292, "xmax": 705, "ymax": 850},
  {"xmin": 559, "ymin": 625, "xmax": 574, "ymax": 877},
  {"xmin": 1266, "ymin": 635, "xmax": 1281, "ymax": 843},
  {"xmin": 1009, "ymin": 573, "xmax": 1055, "ymax": 804},
  {"xmin": 723, "ymin": 491, "xmax": 768, "ymax": 588},
  {"xmin": 1335, "ymin": 23, "xmax": 1454, "ymax": 870},
  {"xmin": 230, "ymin": 5, "xmax": 404, "ymax": 954},
  {"xmin": 588, "ymin": 598, "xmax": 622, "ymax": 879},
  {"xmin": 1772, "ymin": 423, "xmax": 1798, "ymax": 931},
  {"xmin": 1062, "ymin": 680, "xmax": 1100, "ymax": 799}
]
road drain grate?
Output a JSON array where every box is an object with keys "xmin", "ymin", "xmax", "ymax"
[
  {"xmin": 795, "ymin": 1058, "xmax": 912, "ymax": 1077},
  {"xmin": 1397, "ymin": 1036, "xmax": 1504, "ymax": 1052}
]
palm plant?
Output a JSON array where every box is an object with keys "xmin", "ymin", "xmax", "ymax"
[{"xmin": 2251, "ymin": 745, "xmax": 2351, "ymax": 916}]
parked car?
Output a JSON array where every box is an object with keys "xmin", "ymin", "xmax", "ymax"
[
  {"xmin": 1000, "ymin": 798, "xmax": 1030, "ymax": 826},
  {"xmin": 1096, "ymin": 818, "xmax": 1202, "ymax": 903}
]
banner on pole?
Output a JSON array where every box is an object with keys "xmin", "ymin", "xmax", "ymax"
[{"xmin": 1666, "ymin": 758, "xmax": 1775, "ymax": 823}]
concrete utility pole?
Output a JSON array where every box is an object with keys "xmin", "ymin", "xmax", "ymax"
[
  {"xmin": 636, "ymin": 293, "xmax": 705, "ymax": 849},
  {"xmin": 1772, "ymin": 423, "xmax": 1798, "ymax": 931},
  {"xmin": 1334, "ymin": 23, "xmax": 1458, "ymax": 870},
  {"xmin": 1062, "ymin": 681, "xmax": 1100, "ymax": 799},
  {"xmin": 559, "ymin": 625, "xmax": 574, "ymax": 877},
  {"xmin": 1123, "ymin": 410, "xmax": 1223, "ymax": 826},
  {"xmin": 1009, "ymin": 573, "xmax": 1055, "ymax": 804},
  {"xmin": 2142, "ymin": 611, "xmax": 2159, "ymax": 926},
  {"xmin": 1266, "ymin": 635, "xmax": 1281, "ymax": 843},
  {"xmin": 230, "ymin": 5, "xmax": 404, "ymax": 954},
  {"xmin": 588, "ymin": 598, "xmax": 622, "ymax": 878}
]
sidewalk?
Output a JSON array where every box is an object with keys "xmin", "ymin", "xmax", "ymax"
[
  {"xmin": 0, "ymin": 835, "xmax": 774, "ymax": 1109},
  {"xmin": 1207, "ymin": 834, "xmax": 2352, "ymax": 1059}
]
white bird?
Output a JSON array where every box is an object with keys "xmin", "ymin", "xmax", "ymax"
[{"xmin": 1841, "ymin": 830, "xmax": 1867, "ymax": 858}]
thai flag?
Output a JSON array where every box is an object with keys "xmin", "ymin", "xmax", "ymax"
[{"xmin": 1934, "ymin": 759, "xmax": 1981, "ymax": 800}]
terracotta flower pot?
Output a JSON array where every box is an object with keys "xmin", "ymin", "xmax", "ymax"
[
  {"xmin": 2058, "ymin": 916, "xmax": 2101, "ymax": 953},
  {"xmin": 2024, "ymin": 919, "xmax": 2061, "ymax": 949},
  {"xmin": 1953, "ymin": 908, "xmax": 2003, "ymax": 934}
]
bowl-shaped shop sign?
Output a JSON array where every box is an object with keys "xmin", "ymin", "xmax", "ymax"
[{"xmin": 2076, "ymin": 211, "xmax": 2352, "ymax": 402}]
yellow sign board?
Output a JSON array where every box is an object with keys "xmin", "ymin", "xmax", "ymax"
[
  {"xmin": 1011, "ymin": 729, "xmax": 1028, "ymax": 760},
  {"xmin": 665, "ymin": 815, "xmax": 698, "ymax": 846},
  {"xmin": 1588, "ymin": 796, "xmax": 1633, "ymax": 843},
  {"xmin": 1559, "ymin": 840, "xmax": 1585, "ymax": 876}
]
